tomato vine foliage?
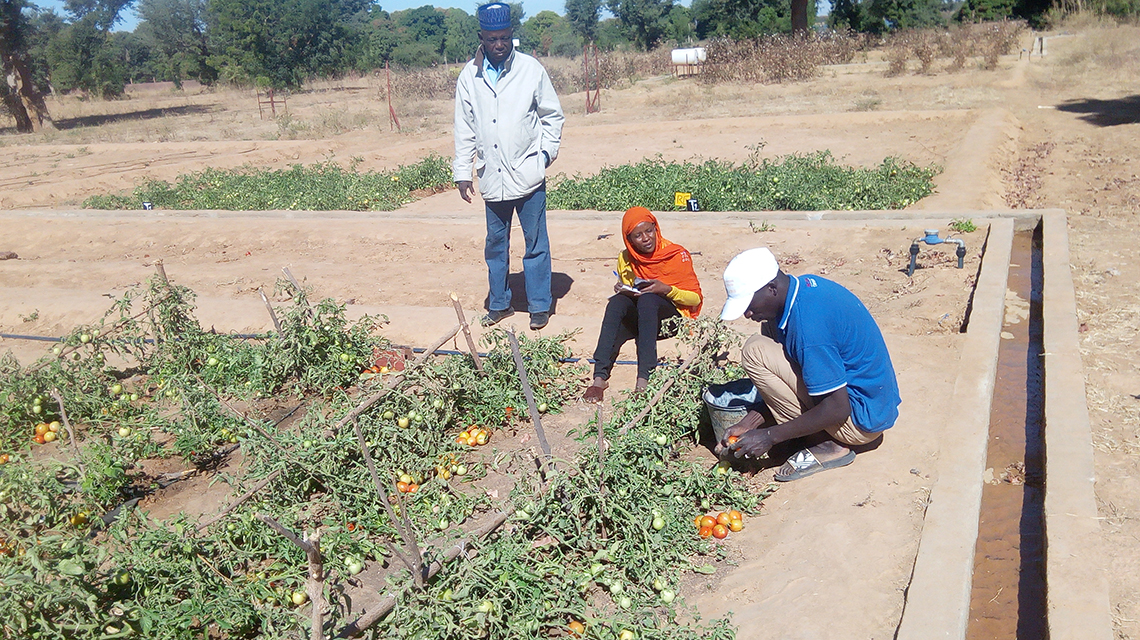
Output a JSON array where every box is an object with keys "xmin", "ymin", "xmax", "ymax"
[
  {"xmin": 82, "ymin": 155, "xmax": 454, "ymax": 212},
  {"xmin": 0, "ymin": 276, "xmax": 771, "ymax": 639},
  {"xmin": 548, "ymin": 147, "xmax": 940, "ymax": 211}
]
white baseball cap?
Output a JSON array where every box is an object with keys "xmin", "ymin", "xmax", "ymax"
[{"xmin": 720, "ymin": 248, "xmax": 779, "ymax": 321}]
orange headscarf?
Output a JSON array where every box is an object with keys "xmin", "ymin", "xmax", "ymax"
[{"xmin": 622, "ymin": 207, "xmax": 703, "ymax": 317}]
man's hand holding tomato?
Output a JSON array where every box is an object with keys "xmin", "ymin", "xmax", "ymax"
[{"xmin": 715, "ymin": 409, "xmax": 766, "ymax": 457}]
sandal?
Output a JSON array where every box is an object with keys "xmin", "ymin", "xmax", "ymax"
[
  {"xmin": 774, "ymin": 448, "xmax": 856, "ymax": 482},
  {"xmin": 582, "ymin": 377, "xmax": 608, "ymax": 403}
]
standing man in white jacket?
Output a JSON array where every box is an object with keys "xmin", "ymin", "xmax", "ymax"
[{"xmin": 454, "ymin": 2, "xmax": 565, "ymax": 331}]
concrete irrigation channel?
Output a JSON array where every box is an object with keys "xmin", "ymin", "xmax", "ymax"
[{"xmin": 0, "ymin": 207, "xmax": 1114, "ymax": 639}]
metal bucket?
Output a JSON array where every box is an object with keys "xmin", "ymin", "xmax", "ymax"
[{"xmin": 702, "ymin": 378, "xmax": 764, "ymax": 445}]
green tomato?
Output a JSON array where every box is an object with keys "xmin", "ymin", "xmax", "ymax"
[
  {"xmin": 589, "ymin": 563, "xmax": 605, "ymax": 577},
  {"xmin": 455, "ymin": 465, "xmax": 467, "ymax": 476},
  {"xmin": 339, "ymin": 353, "xmax": 351, "ymax": 363},
  {"xmin": 397, "ymin": 417, "xmax": 410, "ymax": 429},
  {"xmin": 79, "ymin": 333, "xmax": 91, "ymax": 344},
  {"xmin": 118, "ymin": 427, "xmax": 132, "ymax": 438},
  {"xmin": 700, "ymin": 498, "xmax": 711, "ymax": 510},
  {"xmin": 536, "ymin": 402, "xmax": 548, "ymax": 413},
  {"xmin": 655, "ymin": 434, "xmax": 668, "ymax": 446},
  {"xmin": 129, "ymin": 393, "xmax": 139, "ymax": 401},
  {"xmin": 652, "ymin": 577, "xmax": 665, "ymax": 591},
  {"xmin": 110, "ymin": 383, "xmax": 123, "ymax": 396},
  {"xmin": 31, "ymin": 405, "xmax": 41, "ymax": 415},
  {"xmin": 477, "ymin": 600, "xmax": 494, "ymax": 614},
  {"xmin": 381, "ymin": 410, "xmax": 395, "ymax": 420},
  {"xmin": 620, "ymin": 630, "xmax": 636, "ymax": 640},
  {"xmin": 608, "ymin": 581, "xmax": 623, "ymax": 595},
  {"xmin": 431, "ymin": 398, "xmax": 444, "ymax": 410},
  {"xmin": 618, "ymin": 596, "xmax": 632, "ymax": 609},
  {"xmin": 206, "ymin": 357, "xmax": 219, "ymax": 367},
  {"xmin": 291, "ymin": 591, "xmax": 308, "ymax": 606},
  {"xmin": 652, "ymin": 516, "xmax": 665, "ymax": 531},
  {"xmin": 441, "ymin": 588, "xmax": 454, "ymax": 602},
  {"xmin": 660, "ymin": 589, "xmax": 676, "ymax": 604},
  {"xmin": 52, "ymin": 346, "xmax": 62, "ymax": 355}
]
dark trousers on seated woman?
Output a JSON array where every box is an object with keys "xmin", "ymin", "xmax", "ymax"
[{"xmin": 592, "ymin": 292, "xmax": 680, "ymax": 381}]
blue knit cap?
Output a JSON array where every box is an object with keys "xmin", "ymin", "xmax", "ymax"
[{"xmin": 477, "ymin": 2, "xmax": 512, "ymax": 30}]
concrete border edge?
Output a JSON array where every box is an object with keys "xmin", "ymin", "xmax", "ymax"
[
  {"xmin": 1041, "ymin": 211, "xmax": 1113, "ymax": 640},
  {"xmin": 895, "ymin": 218, "xmax": 1014, "ymax": 640}
]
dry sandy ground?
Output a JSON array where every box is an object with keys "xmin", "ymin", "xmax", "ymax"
[{"xmin": 2, "ymin": 22, "xmax": 1139, "ymax": 640}]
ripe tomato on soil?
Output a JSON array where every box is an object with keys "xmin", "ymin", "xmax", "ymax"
[{"xmin": 712, "ymin": 524, "xmax": 729, "ymax": 539}]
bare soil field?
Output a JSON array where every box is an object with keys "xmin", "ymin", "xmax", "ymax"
[{"xmin": 2, "ymin": 22, "xmax": 1139, "ymax": 640}]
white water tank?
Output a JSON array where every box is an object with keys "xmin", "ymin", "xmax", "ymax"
[{"xmin": 670, "ymin": 48, "xmax": 707, "ymax": 65}]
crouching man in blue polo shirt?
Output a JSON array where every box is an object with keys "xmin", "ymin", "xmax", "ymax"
[{"xmin": 717, "ymin": 248, "xmax": 901, "ymax": 482}]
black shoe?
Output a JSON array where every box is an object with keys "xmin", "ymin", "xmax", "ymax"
[
  {"xmin": 529, "ymin": 312, "xmax": 550, "ymax": 330},
  {"xmin": 480, "ymin": 308, "xmax": 514, "ymax": 327}
]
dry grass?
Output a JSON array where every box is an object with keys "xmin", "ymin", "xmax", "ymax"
[
  {"xmin": 701, "ymin": 32, "xmax": 867, "ymax": 84},
  {"xmin": 884, "ymin": 21, "xmax": 1027, "ymax": 76}
]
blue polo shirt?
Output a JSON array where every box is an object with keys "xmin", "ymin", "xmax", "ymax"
[{"xmin": 776, "ymin": 274, "xmax": 900, "ymax": 432}]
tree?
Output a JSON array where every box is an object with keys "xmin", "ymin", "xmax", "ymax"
[
  {"xmin": 692, "ymin": 0, "xmax": 815, "ymax": 37},
  {"xmin": 136, "ymin": 0, "xmax": 216, "ymax": 86},
  {"xmin": 866, "ymin": 0, "xmax": 945, "ymax": 29},
  {"xmin": 63, "ymin": 0, "xmax": 134, "ymax": 31},
  {"xmin": 521, "ymin": 10, "xmax": 562, "ymax": 54},
  {"xmin": 442, "ymin": 8, "xmax": 478, "ymax": 62},
  {"xmin": 565, "ymin": 0, "xmax": 601, "ymax": 42},
  {"xmin": 207, "ymin": 0, "xmax": 367, "ymax": 87},
  {"xmin": 1, "ymin": 0, "xmax": 53, "ymax": 132},
  {"xmin": 45, "ymin": 14, "xmax": 126, "ymax": 97},
  {"xmin": 606, "ymin": 0, "xmax": 674, "ymax": 49},
  {"xmin": 829, "ymin": 0, "xmax": 870, "ymax": 30}
]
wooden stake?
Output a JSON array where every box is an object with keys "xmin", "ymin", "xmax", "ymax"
[
  {"xmin": 154, "ymin": 260, "xmax": 169, "ymax": 283},
  {"xmin": 334, "ymin": 511, "xmax": 508, "ymax": 638},
  {"xmin": 259, "ymin": 287, "xmax": 283, "ymax": 334},
  {"xmin": 450, "ymin": 292, "xmax": 483, "ymax": 373},
  {"xmin": 351, "ymin": 418, "xmax": 424, "ymax": 586},
  {"xmin": 619, "ymin": 339, "xmax": 708, "ymax": 435},
  {"xmin": 505, "ymin": 327, "xmax": 552, "ymax": 463},
  {"xmin": 49, "ymin": 388, "xmax": 84, "ymax": 479},
  {"xmin": 258, "ymin": 515, "xmax": 326, "ymax": 640}
]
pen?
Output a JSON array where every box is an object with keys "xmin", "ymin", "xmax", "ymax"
[{"xmin": 613, "ymin": 270, "xmax": 620, "ymax": 279}]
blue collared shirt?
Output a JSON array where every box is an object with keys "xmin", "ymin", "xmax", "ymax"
[
  {"xmin": 776, "ymin": 274, "xmax": 901, "ymax": 432},
  {"xmin": 482, "ymin": 56, "xmax": 504, "ymax": 87}
]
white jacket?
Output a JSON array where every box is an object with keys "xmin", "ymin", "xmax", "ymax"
[{"xmin": 453, "ymin": 49, "xmax": 564, "ymax": 202}]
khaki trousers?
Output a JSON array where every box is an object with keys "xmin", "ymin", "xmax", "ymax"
[{"xmin": 740, "ymin": 329, "xmax": 879, "ymax": 447}]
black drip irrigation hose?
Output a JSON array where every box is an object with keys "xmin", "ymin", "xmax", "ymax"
[{"xmin": 0, "ymin": 333, "xmax": 639, "ymax": 366}]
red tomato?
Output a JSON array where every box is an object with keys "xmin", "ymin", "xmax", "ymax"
[
  {"xmin": 729, "ymin": 519, "xmax": 744, "ymax": 532},
  {"xmin": 699, "ymin": 515, "xmax": 716, "ymax": 529},
  {"xmin": 698, "ymin": 526, "xmax": 713, "ymax": 539},
  {"xmin": 396, "ymin": 481, "xmax": 409, "ymax": 493},
  {"xmin": 569, "ymin": 620, "xmax": 585, "ymax": 636},
  {"xmin": 712, "ymin": 524, "xmax": 729, "ymax": 539},
  {"xmin": 716, "ymin": 512, "xmax": 731, "ymax": 527},
  {"xmin": 347, "ymin": 522, "xmax": 356, "ymax": 532},
  {"xmin": 728, "ymin": 510, "xmax": 743, "ymax": 521},
  {"xmin": 33, "ymin": 434, "xmax": 45, "ymax": 444}
]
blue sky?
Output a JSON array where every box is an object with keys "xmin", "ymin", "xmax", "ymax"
[{"xmin": 32, "ymin": 0, "xmax": 825, "ymax": 33}]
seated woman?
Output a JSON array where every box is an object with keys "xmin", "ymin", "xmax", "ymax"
[{"xmin": 584, "ymin": 207, "xmax": 702, "ymax": 402}]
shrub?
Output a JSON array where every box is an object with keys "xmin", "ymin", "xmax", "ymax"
[
  {"xmin": 83, "ymin": 155, "xmax": 454, "ymax": 211},
  {"xmin": 548, "ymin": 149, "xmax": 940, "ymax": 211}
]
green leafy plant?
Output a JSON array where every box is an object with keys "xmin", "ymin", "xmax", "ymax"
[
  {"xmin": 83, "ymin": 155, "xmax": 453, "ymax": 212},
  {"xmin": 548, "ymin": 149, "xmax": 939, "ymax": 211},
  {"xmin": 949, "ymin": 217, "xmax": 977, "ymax": 233}
]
